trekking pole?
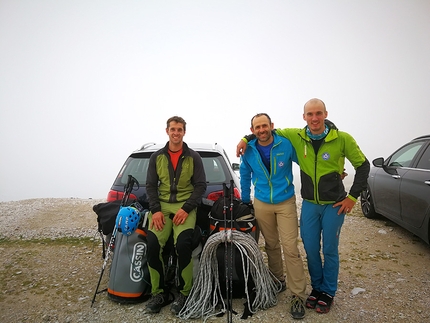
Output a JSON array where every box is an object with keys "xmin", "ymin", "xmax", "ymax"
[
  {"xmin": 227, "ymin": 180, "xmax": 235, "ymax": 323},
  {"xmin": 222, "ymin": 182, "xmax": 232, "ymax": 322},
  {"xmin": 90, "ymin": 175, "xmax": 138, "ymax": 307}
]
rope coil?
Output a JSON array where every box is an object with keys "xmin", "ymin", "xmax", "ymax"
[{"xmin": 178, "ymin": 230, "xmax": 279, "ymax": 321}]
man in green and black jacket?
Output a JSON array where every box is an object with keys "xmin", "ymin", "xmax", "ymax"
[
  {"xmin": 237, "ymin": 98, "xmax": 370, "ymax": 314},
  {"xmin": 145, "ymin": 116, "xmax": 207, "ymax": 316}
]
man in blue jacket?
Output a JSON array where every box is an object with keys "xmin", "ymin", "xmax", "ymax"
[{"xmin": 239, "ymin": 113, "xmax": 307, "ymax": 320}]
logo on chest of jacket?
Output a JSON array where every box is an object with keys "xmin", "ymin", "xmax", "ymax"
[
  {"xmin": 278, "ymin": 161, "xmax": 284, "ymax": 168},
  {"xmin": 322, "ymin": 152, "xmax": 330, "ymax": 160}
]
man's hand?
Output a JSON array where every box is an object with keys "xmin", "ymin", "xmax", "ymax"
[
  {"xmin": 173, "ymin": 208, "xmax": 189, "ymax": 226},
  {"xmin": 340, "ymin": 168, "xmax": 348, "ymax": 180},
  {"xmin": 236, "ymin": 139, "xmax": 247, "ymax": 157},
  {"xmin": 150, "ymin": 211, "xmax": 165, "ymax": 231},
  {"xmin": 333, "ymin": 196, "xmax": 356, "ymax": 215}
]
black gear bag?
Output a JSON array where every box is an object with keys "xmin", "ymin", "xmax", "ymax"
[{"xmin": 208, "ymin": 193, "xmax": 257, "ymax": 240}]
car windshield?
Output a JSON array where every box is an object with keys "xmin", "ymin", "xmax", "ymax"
[
  {"xmin": 113, "ymin": 152, "xmax": 229, "ymax": 187},
  {"xmin": 388, "ymin": 141, "xmax": 425, "ymax": 167}
]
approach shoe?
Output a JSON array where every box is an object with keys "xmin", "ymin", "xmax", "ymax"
[
  {"xmin": 315, "ymin": 292, "xmax": 334, "ymax": 314},
  {"xmin": 171, "ymin": 292, "xmax": 187, "ymax": 315},
  {"xmin": 305, "ymin": 289, "xmax": 321, "ymax": 309},
  {"xmin": 290, "ymin": 295, "xmax": 305, "ymax": 319},
  {"xmin": 145, "ymin": 292, "xmax": 169, "ymax": 313}
]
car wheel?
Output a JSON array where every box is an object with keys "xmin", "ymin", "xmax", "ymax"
[{"xmin": 360, "ymin": 187, "xmax": 379, "ymax": 219}]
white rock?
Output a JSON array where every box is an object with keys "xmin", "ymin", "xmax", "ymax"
[{"xmin": 351, "ymin": 287, "xmax": 366, "ymax": 295}]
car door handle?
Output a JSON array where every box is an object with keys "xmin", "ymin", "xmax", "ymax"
[
  {"xmin": 391, "ymin": 175, "xmax": 401, "ymax": 179},
  {"xmin": 425, "ymin": 180, "xmax": 430, "ymax": 186}
]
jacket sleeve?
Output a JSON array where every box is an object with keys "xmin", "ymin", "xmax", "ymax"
[
  {"xmin": 146, "ymin": 153, "xmax": 162, "ymax": 214},
  {"xmin": 343, "ymin": 132, "xmax": 371, "ymax": 200},
  {"xmin": 181, "ymin": 151, "xmax": 207, "ymax": 214},
  {"xmin": 243, "ymin": 133, "xmax": 256, "ymax": 143},
  {"xmin": 291, "ymin": 143, "xmax": 299, "ymax": 165},
  {"xmin": 349, "ymin": 158, "xmax": 370, "ymax": 199}
]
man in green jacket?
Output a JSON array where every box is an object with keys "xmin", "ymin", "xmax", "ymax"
[
  {"xmin": 237, "ymin": 98, "xmax": 370, "ymax": 314},
  {"xmin": 145, "ymin": 116, "xmax": 207, "ymax": 315}
]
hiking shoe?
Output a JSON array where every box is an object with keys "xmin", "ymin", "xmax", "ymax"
[
  {"xmin": 290, "ymin": 295, "xmax": 305, "ymax": 319},
  {"xmin": 171, "ymin": 293, "xmax": 187, "ymax": 315},
  {"xmin": 305, "ymin": 289, "xmax": 321, "ymax": 309},
  {"xmin": 145, "ymin": 292, "xmax": 169, "ymax": 313},
  {"xmin": 315, "ymin": 292, "xmax": 334, "ymax": 314}
]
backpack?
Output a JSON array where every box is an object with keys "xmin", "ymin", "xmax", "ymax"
[
  {"xmin": 208, "ymin": 192, "xmax": 258, "ymax": 299},
  {"xmin": 107, "ymin": 224, "xmax": 151, "ymax": 303},
  {"xmin": 209, "ymin": 195, "xmax": 257, "ymax": 240}
]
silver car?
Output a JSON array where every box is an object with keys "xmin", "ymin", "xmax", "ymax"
[
  {"xmin": 107, "ymin": 142, "xmax": 241, "ymax": 236},
  {"xmin": 360, "ymin": 135, "xmax": 430, "ymax": 244}
]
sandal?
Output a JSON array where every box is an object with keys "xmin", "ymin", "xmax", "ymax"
[
  {"xmin": 315, "ymin": 292, "xmax": 334, "ymax": 314},
  {"xmin": 305, "ymin": 289, "xmax": 320, "ymax": 309}
]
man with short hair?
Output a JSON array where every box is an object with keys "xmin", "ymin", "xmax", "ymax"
[
  {"xmin": 145, "ymin": 116, "xmax": 207, "ymax": 315},
  {"xmin": 239, "ymin": 113, "xmax": 307, "ymax": 319}
]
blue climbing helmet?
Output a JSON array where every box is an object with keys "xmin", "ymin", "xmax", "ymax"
[{"xmin": 116, "ymin": 206, "xmax": 141, "ymax": 236}]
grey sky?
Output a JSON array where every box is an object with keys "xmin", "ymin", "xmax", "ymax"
[{"xmin": 1, "ymin": 1, "xmax": 429, "ymax": 202}]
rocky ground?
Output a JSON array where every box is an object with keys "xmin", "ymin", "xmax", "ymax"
[{"xmin": 0, "ymin": 197, "xmax": 429, "ymax": 323}]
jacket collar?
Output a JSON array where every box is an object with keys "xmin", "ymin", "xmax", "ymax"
[
  {"xmin": 299, "ymin": 126, "xmax": 338, "ymax": 142},
  {"xmin": 162, "ymin": 141, "xmax": 190, "ymax": 155}
]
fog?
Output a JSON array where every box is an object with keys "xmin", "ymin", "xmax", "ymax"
[{"xmin": 1, "ymin": 1, "xmax": 429, "ymax": 202}]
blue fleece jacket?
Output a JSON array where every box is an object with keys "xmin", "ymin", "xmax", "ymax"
[{"xmin": 239, "ymin": 133, "xmax": 298, "ymax": 204}]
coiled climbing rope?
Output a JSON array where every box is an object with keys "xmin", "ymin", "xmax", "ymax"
[{"xmin": 178, "ymin": 230, "xmax": 279, "ymax": 321}]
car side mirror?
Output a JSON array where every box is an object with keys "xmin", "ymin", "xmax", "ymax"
[
  {"xmin": 232, "ymin": 163, "xmax": 240, "ymax": 171},
  {"xmin": 372, "ymin": 157, "xmax": 384, "ymax": 167},
  {"xmin": 374, "ymin": 157, "xmax": 400, "ymax": 176}
]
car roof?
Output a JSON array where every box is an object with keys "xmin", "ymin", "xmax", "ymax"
[
  {"xmin": 412, "ymin": 135, "xmax": 430, "ymax": 141},
  {"xmin": 134, "ymin": 142, "xmax": 227, "ymax": 154}
]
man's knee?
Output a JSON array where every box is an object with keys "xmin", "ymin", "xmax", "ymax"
[
  {"xmin": 176, "ymin": 229, "xmax": 193, "ymax": 253},
  {"xmin": 146, "ymin": 231, "xmax": 161, "ymax": 260}
]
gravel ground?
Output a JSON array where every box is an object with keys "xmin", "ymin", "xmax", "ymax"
[{"xmin": 0, "ymin": 197, "xmax": 430, "ymax": 323}]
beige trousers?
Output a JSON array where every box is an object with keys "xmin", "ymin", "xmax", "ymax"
[{"xmin": 254, "ymin": 195, "xmax": 307, "ymax": 299}]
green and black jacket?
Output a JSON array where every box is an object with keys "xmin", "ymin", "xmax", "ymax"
[{"xmin": 146, "ymin": 142, "xmax": 207, "ymax": 214}]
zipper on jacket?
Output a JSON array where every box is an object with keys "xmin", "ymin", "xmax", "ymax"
[
  {"xmin": 256, "ymin": 151, "xmax": 272, "ymax": 202},
  {"xmin": 269, "ymin": 142, "xmax": 282, "ymax": 203},
  {"xmin": 314, "ymin": 152, "xmax": 319, "ymax": 204},
  {"xmin": 166, "ymin": 151, "xmax": 182, "ymax": 203},
  {"xmin": 313, "ymin": 138, "xmax": 328, "ymax": 204}
]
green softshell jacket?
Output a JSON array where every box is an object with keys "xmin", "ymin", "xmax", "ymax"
[
  {"xmin": 274, "ymin": 127, "xmax": 369, "ymax": 204},
  {"xmin": 146, "ymin": 142, "xmax": 207, "ymax": 214}
]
